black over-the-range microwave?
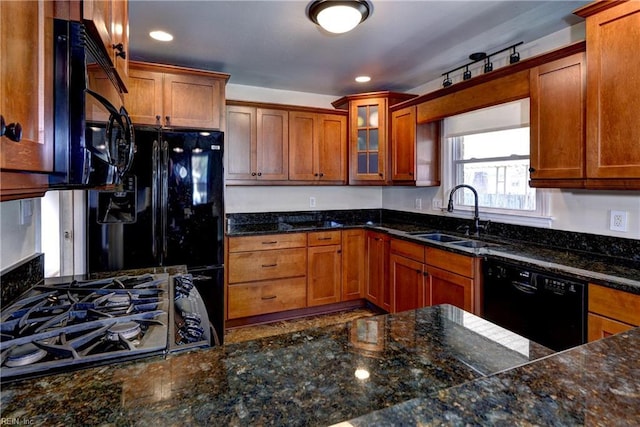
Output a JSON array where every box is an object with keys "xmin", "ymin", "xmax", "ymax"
[{"xmin": 49, "ymin": 19, "xmax": 134, "ymax": 189}]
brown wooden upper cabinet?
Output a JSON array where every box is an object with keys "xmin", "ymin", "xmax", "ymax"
[
  {"xmin": 0, "ymin": 0, "xmax": 54, "ymax": 201},
  {"xmin": 390, "ymin": 106, "xmax": 441, "ymax": 186},
  {"xmin": 333, "ymin": 92, "xmax": 416, "ymax": 185},
  {"xmin": 226, "ymin": 104, "xmax": 289, "ymax": 181},
  {"xmin": 125, "ymin": 62, "xmax": 229, "ymax": 129},
  {"xmin": 81, "ymin": 0, "xmax": 129, "ymax": 91},
  {"xmin": 575, "ymin": 1, "xmax": 640, "ymax": 185},
  {"xmin": 289, "ymin": 111, "xmax": 347, "ymax": 183},
  {"xmin": 529, "ymin": 52, "xmax": 586, "ymax": 187}
]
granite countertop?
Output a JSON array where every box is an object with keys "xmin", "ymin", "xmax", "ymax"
[
  {"xmin": 1, "ymin": 305, "xmax": 551, "ymax": 426},
  {"xmin": 226, "ymin": 218, "xmax": 640, "ymax": 293},
  {"xmin": 2, "ymin": 305, "xmax": 639, "ymax": 425}
]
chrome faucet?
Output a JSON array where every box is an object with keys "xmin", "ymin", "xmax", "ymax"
[{"xmin": 447, "ymin": 184, "xmax": 482, "ymax": 237}]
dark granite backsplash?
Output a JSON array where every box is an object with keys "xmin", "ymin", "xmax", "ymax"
[
  {"xmin": 1, "ymin": 253, "xmax": 44, "ymax": 306},
  {"xmin": 227, "ymin": 209, "xmax": 640, "ymax": 266}
]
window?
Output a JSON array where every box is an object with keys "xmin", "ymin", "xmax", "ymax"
[{"xmin": 444, "ymin": 99, "xmax": 548, "ymax": 220}]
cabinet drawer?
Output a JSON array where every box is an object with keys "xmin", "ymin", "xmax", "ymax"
[
  {"xmin": 308, "ymin": 230, "xmax": 341, "ymax": 246},
  {"xmin": 228, "ymin": 277, "xmax": 307, "ymax": 319},
  {"xmin": 228, "ymin": 248, "xmax": 306, "ymax": 283},
  {"xmin": 390, "ymin": 239, "xmax": 425, "ymax": 263},
  {"xmin": 589, "ymin": 284, "xmax": 640, "ymax": 326},
  {"xmin": 425, "ymin": 247, "xmax": 475, "ymax": 278},
  {"xmin": 228, "ymin": 233, "xmax": 307, "ymax": 252}
]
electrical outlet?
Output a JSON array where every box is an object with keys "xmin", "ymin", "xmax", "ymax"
[
  {"xmin": 415, "ymin": 198, "xmax": 422, "ymax": 210},
  {"xmin": 432, "ymin": 199, "xmax": 443, "ymax": 210},
  {"xmin": 309, "ymin": 197, "xmax": 316, "ymax": 208},
  {"xmin": 609, "ymin": 210, "xmax": 628, "ymax": 232}
]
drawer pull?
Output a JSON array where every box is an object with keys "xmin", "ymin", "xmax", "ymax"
[
  {"xmin": 317, "ymin": 237, "xmax": 333, "ymax": 241},
  {"xmin": 261, "ymin": 263, "xmax": 278, "ymax": 268},
  {"xmin": 261, "ymin": 295, "xmax": 277, "ymax": 300},
  {"xmin": 262, "ymin": 241, "xmax": 278, "ymax": 245}
]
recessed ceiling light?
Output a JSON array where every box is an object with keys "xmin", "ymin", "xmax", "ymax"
[
  {"xmin": 149, "ymin": 30, "xmax": 173, "ymax": 42},
  {"xmin": 355, "ymin": 75, "xmax": 371, "ymax": 83}
]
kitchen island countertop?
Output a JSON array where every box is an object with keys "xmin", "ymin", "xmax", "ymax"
[{"xmin": 2, "ymin": 305, "xmax": 639, "ymax": 426}]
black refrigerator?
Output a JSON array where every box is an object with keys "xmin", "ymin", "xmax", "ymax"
[{"xmin": 87, "ymin": 127, "xmax": 224, "ymax": 342}]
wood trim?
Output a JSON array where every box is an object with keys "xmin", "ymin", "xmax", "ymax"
[
  {"xmin": 228, "ymin": 99, "xmax": 348, "ymax": 116},
  {"xmin": 416, "ymin": 70, "xmax": 530, "ymax": 123},
  {"xmin": 332, "ymin": 91, "xmax": 417, "ymax": 109},
  {"xmin": 393, "ymin": 41, "xmax": 586, "ymax": 113},
  {"xmin": 574, "ymin": 0, "xmax": 629, "ymax": 18},
  {"xmin": 128, "ymin": 60, "xmax": 230, "ymax": 81}
]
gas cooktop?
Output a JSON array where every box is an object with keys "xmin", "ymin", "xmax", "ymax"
[{"xmin": 0, "ymin": 274, "xmax": 169, "ymax": 382}]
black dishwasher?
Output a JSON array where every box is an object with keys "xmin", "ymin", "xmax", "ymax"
[{"xmin": 483, "ymin": 259, "xmax": 587, "ymax": 351}]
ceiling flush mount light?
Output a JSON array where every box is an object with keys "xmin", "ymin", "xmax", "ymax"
[
  {"xmin": 355, "ymin": 75, "xmax": 371, "ymax": 83},
  {"xmin": 307, "ymin": 0, "xmax": 371, "ymax": 34},
  {"xmin": 149, "ymin": 30, "xmax": 173, "ymax": 42}
]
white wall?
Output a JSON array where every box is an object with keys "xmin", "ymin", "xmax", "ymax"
[{"xmin": 0, "ymin": 199, "xmax": 41, "ymax": 272}]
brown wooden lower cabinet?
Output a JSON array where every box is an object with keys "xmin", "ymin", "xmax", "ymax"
[
  {"xmin": 428, "ymin": 266, "xmax": 474, "ymax": 313},
  {"xmin": 365, "ymin": 231, "xmax": 390, "ymax": 310},
  {"xmin": 307, "ymin": 244, "xmax": 342, "ymax": 307},
  {"xmin": 587, "ymin": 283, "xmax": 640, "ymax": 342},
  {"xmin": 227, "ymin": 277, "xmax": 307, "ymax": 319},
  {"xmin": 341, "ymin": 229, "xmax": 366, "ymax": 301},
  {"xmin": 389, "ymin": 253, "xmax": 426, "ymax": 313}
]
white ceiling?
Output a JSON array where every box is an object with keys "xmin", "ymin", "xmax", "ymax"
[{"xmin": 128, "ymin": 0, "xmax": 588, "ymax": 96}]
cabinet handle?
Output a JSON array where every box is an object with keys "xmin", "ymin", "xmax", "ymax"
[
  {"xmin": 251, "ymin": 172, "xmax": 257, "ymax": 176},
  {"xmin": 261, "ymin": 263, "xmax": 277, "ymax": 268},
  {"xmin": 4, "ymin": 122, "xmax": 22, "ymax": 142},
  {"xmin": 317, "ymin": 237, "xmax": 333, "ymax": 240},
  {"xmin": 528, "ymin": 167, "xmax": 536, "ymax": 173},
  {"xmin": 408, "ymin": 172, "xmax": 414, "ymax": 176},
  {"xmin": 0, "ymin": 115, "xmax": 5, "ymax": 137},
  {"xmin": 257, "ymin": 172, "xmax": 262, "ymax": 176},
  {"xmin": 112, "ymin": 43, "xmax": 126, "ymax": 59},
  {"xmin": 156, "ymin": 115, "xmax": 162, "ymax": 125},
  {"xmin": 314, "ymin": 173, "xmax": 319, "ymax": 177},
  {"xmin": 261, "ymin": 295, "xmax": 277, "ymax": 300},
  {"xmin": 416, "ymin": 269, "xmax": 421, "ymax": 274},
  {"xmin": 319, "ymin": 173, "xmax": 324, "ymax": 177},
  {"xmin": 423, "ymin": 271, "xmax": 429, "ymax": 277},
  {"xmin": 262, "ymin": 241, "xmax": 278, "ymax": 245},
  {"xmin": 165, "ymin": 115, "xmax": 170, "ymax": 125},
  {"xmin": 337, "ymin": 250, "xmax": 342, "ymax": 253},
  {"xmin": 379, "ymin": 173, "xmax": 383, "ymax": 177}
]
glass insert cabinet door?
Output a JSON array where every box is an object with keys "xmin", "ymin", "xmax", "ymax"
[{"xmin": 350, "ymin": 98, "xmax": 387, "ymax": 182}]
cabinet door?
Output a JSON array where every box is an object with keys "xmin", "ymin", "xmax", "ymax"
[
  {"xmin": 308, "ymin": 245, "xmax": 342, "ymax": 307},
  {"xmin": 428, "ymin": 266, "xmax": 473, "ymax": 312},
  {"xmin": 163, "ymin": 73, "xmax": 223, "ymax": 129},
  {"xmin": 125, "ymin": 67, "xmax": 164, "ymax": 126},
  {"xmin": 350, "ymin": 98, "xmax": 387, "ymax": 184},
  {"xmin": 82, "ymin": 0, "xmax": 128, "ymax": 90},
  {"xmin": 226, "ymin": 105, "xmax": 257, "ymax": 180},
  {"xmin": 583, "ymin": 2, "xmax": 640, "ymax": 178},
  {"xmin": 391, "ymin": 106, "xmax": 416, "ymax": 181},
  {"xmin": 316, "ymin": 113, "xmax": 347, "ymax": 182},
  {"xmin": 390, "ymin": 254, "xmax": 425, "ymax": 313},
  {"xmin": 587, "ymin": 313, "xmax": 634, "ymax": 343},
  {"xmin": 289, "ymin": 111, "xmax": 316, "ymax": 181},
  {"xmin": 365, "ymin": 231, "xmax": 388, "ymax": 309},
  {"xmin": 256, "ymin": 108, "xmax": 288, "ymax": 180},
  {"xmin": 0, "ymin": 0, "xmax": 53, "ymax": 173},
  {"xmin": 342, "ymin": 229, "xmax": 365, "ymax": 301},
  {"xmin": 530, "ymin": 52, "xmax": 586, "ymax": 181}
]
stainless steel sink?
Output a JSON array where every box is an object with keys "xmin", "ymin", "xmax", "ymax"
[
  {"xmin": 409, "ymin": 233, "xmax": 464, "ymax": 243},
  {"xmin": 449, "ymin": 240, "xmax": 497, "ymax": 249}
]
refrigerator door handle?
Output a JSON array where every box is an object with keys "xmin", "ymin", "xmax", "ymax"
[
  {"xmin": 162, "ymin": 139, "xmax": 169, "ymax": 260},
  {"xmin": 151, "ymin": 140, "xmax": 159, "ymax": 259}
]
